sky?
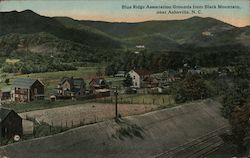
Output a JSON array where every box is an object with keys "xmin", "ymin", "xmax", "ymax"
[{"xmin": 0, "ymin": 0, "xmax": 249, "ymax": 27}]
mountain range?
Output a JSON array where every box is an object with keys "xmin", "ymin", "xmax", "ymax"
[{"xmin": 0, "ymin": 10, "xmax": 249, "ymax": 56}]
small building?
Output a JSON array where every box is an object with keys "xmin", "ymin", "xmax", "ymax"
[
  {"xmin": 0, "ymin": 108, "xmax": 23, "ymax": 138},
  {"xmin": 0, "ymin": 86, "xmax": 13, "ymax": 102},
  {"xmin": 114, "ymin": 71, "xmax": 126, "ymax": 77},
  {"xmin": 162, "ymin": 69, "xmax": 178, "ymax": 82},
  {"xmin": 57, "ymin": 77, "xmax": 86, "ymax": 97},
  {"xmin": 128, "ymin": 69, "xmax": 151, "ymax": 88},
  {"xmin": 187, "ymin": 69, "xmax": 201, "ymax": 75},
  {"xmin": 89, "ymin": 78, "xmax": 109, "ymax": 90},
  {"xmin": 89, "ymin": 78, "xmax": 110, "ymax": 97},
  {"xmin": 13, "ymin": 78, "xmax": 45, "ymax": 102},
  {"xmin": 143, "ymin": 76, "xmax": 159, "ymax": 88}
]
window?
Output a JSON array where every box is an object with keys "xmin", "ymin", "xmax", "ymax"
[{"xmin": 34, "ymin": 88, "xmax": 37, "ymax": 94}]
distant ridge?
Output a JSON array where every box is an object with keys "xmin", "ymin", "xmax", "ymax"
[
  {"xmin": 0, "ymin": 10, "xmax": 249, "ymax": 52},
  {"xmin": 0, "ymin": 10, "xmax": 121, "ymax": 49}
]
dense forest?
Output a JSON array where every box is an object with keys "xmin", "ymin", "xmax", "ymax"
[{"xmin": 105, "ymin": 44, "xmax": 250, "ymax": 75}]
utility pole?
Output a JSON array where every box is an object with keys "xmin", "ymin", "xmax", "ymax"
[{"xmin": 115, "ymin": 87, "xmax": 118, "ymax": 119}]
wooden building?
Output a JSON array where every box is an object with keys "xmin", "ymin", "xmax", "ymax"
[
  {"xmin": 89, "ymin": 78, "xmax": 109, "ymax": 90},
  {"xmin": 13, "ymin": 78, "xmax": 45, "ymax": 102},
  {"xmin": 128, "ymin": 69, "xmax": 151, "ymax": 88},
  {"xmin": 0, "ymin": 108, "xmax": 22, "ymax": 138},
  {"xmin": 57, "ymin": 77, "xmax": 86, "ymax": 97},
  {"xmin": 143, "ymin": 76, "xmax": 159, "ymax": 88},
  {"xmin": 0, "ymin": 86, "xmax": 13, "ymax": 102},
  {"xmin": 89, "ymin": 78, "xmax": 110, "ymax": 97}
]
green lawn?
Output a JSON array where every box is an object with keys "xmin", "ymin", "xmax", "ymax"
[
  {"xmin": 2, "ymin": 99, "xmax": 93, "ymax": 113},
  {"xmin": 19, "ymin": 67, "xmax": 99, "ymax": 80},
  {"xmin": 0, "ymin": 67, "xmax": 98, "ymax": 91}
]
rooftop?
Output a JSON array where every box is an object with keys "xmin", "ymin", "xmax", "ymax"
[
  {"xmin": 133, "ymin": 69, "xmax": 151, "ymax": 76},
  {"xmin": 13, "ymin": 78, "xmax": 41, "ymax": 89},
  {"xmin": 0, "ymin": 108, "xmax": 12, "ymax": 122}
]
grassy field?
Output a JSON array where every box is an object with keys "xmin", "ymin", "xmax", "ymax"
[
  {"xmin": 2, "ymin": 100, "xmax": 84, "ymax": 113},
  {"xmin": 20, "ymin": 67, "xmax": 100, "ymax": 95},
  {"xmin": 18, "ymin": 102, "xmax": 168, "ymax": 127},
  {"xmin": 19, "ymin": 67, "xmax": 99, "ymax": 80},
  {"xmin": 0, "ymin": 66, "xmax": 125, "ymax": 95},
  {"xmin": 97, "ymin": 94, "xmax": 175, "ymax": 105},
  {"xmin": 122, "ymin": 94, "xmax": 175, "ymax": 105},
  {"xmin": 2, "ymin": 94, "xmax": 175, "ymax": 113},
  {"xmin": 5, "ymin": 58, "xmax": 20, "ymax": 64}
]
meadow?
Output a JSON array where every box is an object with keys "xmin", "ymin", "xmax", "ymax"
[{"xmin": 0, "ymin": 66, "xmax": 124, "ymax": 95}]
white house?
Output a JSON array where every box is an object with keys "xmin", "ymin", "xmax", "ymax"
[{"xmin": 128, "ymin": 69, "xmax": 150, "ymax": 88}]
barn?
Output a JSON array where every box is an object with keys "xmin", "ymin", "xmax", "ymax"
[
  {"xmin": 13, "ymin": 78, "xmax": 45, "ymax": 102},
  {"xmin": 0, "ymin": 108, "xmax": 23, "ymax": 138}
]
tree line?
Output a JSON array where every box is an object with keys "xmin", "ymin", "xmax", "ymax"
[{"xmin": 105, "ymin": 44, "xmax": 249, "ymax": 76}]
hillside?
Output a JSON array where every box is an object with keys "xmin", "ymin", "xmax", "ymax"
[
  {"xmin": 0, "ymin": 99, "xmax": 229, "ymax": 158},
  {"xmin": 57, "ymin": 16, "xmax": 250, "ymax": 50},
  {"xmin": 0, "ymin": 10, "xmax": 249, "ymax": 73},
  {"xmin": 80, "ymin": 17, "xmax": 234, "ymax": 39},
  {"xmin": 0, "ymin": 32, "xmax": 117, "ymax": 64},
  {"xmin": 0, "ymin": 10, "xmax": 121, "ymax": 49},
  {"xmin": 0, "ymin": 32, "xmax": 90, "ymax": 55},
  {"xmin": 1, "ymin": 10, "xmax": 249, "ymax": 53}
]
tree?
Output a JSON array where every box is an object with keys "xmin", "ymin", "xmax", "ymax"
[
  {"xmin": 105, "ymin": 64, "xmax": 116, "ymax": 76},
  {"xmin": 178, "ymin": 73, "xmax": 209, "ymax": 102},
  {"xmin": 234, "ymin": 56, "xmax": 250, "ymax": 79},
  {"xmin": 221, "ymin": 80, "xmax": 250, "ymax": 153},
  {"xmin": 4, "ymin": 78, "xmax": 10, "ymax": 85},
  {"xmin": 123, "ymin": 75, "xmax": 133, "ymax": 87},
  {"xmin": 96, "ymin": 67, "xmax": 103, "ymax": 77}
]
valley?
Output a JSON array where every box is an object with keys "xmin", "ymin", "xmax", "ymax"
[{"xmin": 0, "ymin": 9, "xmax": 249, "ymax": 157}]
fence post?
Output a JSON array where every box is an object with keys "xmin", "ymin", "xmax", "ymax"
[
  {"xmin": 143, "ymin": 98, "xmax": 144, "ymax": 104},
  {"xmin": 61, "ymin": 120, "xmax": 63, "ymax": 132},
  {"xmin": 71, "ymin": 120, "xmax": 74, "ymax": 128},
  {"xmin": 51, "ymin": 120, "xmax": 54, "ymax": 134},
  {"xmin": 162, "ymin": 98, "xmax": 164, "ymax": 104}
]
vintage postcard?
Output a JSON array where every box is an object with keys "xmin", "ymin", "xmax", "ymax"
[{"xmin": 0, "ymin": 0, "xmax": 249, "ymax": 157}]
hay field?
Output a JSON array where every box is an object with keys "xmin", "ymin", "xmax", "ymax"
[{"xmin": 19, "ymin": 103, "xmax": 163, "ymax": 127}]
